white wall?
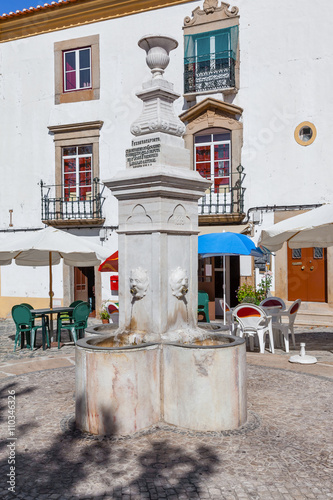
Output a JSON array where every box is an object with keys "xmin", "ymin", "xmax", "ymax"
[
  {"xmin": 2, "ymin": 0, "xmax": 332, "ymax": 226},
  {"xmin": 238, "ymin": 0, "xmax": 333, "ymax": 208},
  {"xmin": 1, "ymin": 0, "xmax": 332, "ymax": 304}
]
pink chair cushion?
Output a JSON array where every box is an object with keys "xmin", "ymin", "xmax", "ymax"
[
  {"xmin": 262, "ymin": 299, "xmax": 282, "ymax": 307},
  {"xmin": 237, "ymin": 307, "xmax": 261, "ymax": 318},
  {"xmin": 290, "ymin": 302, "xmax": 300, "ymax": 315}
]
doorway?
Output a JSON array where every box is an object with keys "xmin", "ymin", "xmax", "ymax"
[
  {"xmin": 74, "ymin": 266, "xmax": 96, "ymax": 316},
  {"xmin": 287, "ymin": 247, "xmax": 326, "ymax": 302},
  {"xmin": 214, "ymin": 255, "xmax": 240, "ymax": 317}
]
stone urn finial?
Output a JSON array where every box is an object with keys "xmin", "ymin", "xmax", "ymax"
[
  {"xmin": 138, "ymin": 35, "xmax": 178, "ymax": 79},
  {"xmin": 130, "ymin": 34, "xmax": 185, "ymax": 137}
]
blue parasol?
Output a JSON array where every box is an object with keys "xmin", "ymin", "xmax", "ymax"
[{"xmin": 198, "ymin": 232, "xmax": 264, "ymax": 324}]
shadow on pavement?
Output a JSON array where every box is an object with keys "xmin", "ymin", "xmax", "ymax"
[{"xmin": 0, "ymin": 392, "xmax": 220, "ymax": 499}]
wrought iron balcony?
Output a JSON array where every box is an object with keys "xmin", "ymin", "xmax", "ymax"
[
  {"xmin": 198, "ymin": 165, "xmax": 245, "ymax": 224},
  {"xmin": 40, "ymin": 178, "xmax": 105, "ymax": 226},
  {"xmin": 184, "ymin": 54, "xmax": 236, "ymax": 94}
]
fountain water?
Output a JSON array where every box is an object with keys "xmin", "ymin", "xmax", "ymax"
[{"xmin": 76, "ymin": 35, "xmax": 247, "ymax": 436}]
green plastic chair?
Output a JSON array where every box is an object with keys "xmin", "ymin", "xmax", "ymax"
[
  {"xmin": 57, "ymin": 302, "xmax": 90, "ymax": 348},
  {"xmin": 21, "ymin": 303, "xmax": 50, "ymax": 330},
  {"xmin": 198, "ymin": 290, "xmax": 210, "ymax": 323},
  {"xmin": 12, "ymin": 305, "xmax": 50, "ymax": 351},
  {"xmin": 56, "ymin": 300, "xmax": 83, "ymax": 331}
]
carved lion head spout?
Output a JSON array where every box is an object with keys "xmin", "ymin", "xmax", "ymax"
[
  {"xmin": 169, "ymin": 267, "xmax": 189, "ymax": 299},
  {"xmin": 129, "ymin": 267, "xmax": 149, "ymax": 300}
]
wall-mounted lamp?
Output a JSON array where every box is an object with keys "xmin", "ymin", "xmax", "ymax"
[{"xmin": 99, "ymin": 228, "xmax": 107, "ymax": 241}]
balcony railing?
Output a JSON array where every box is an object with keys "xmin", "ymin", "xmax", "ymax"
[
  {"xmin": 184, "ymin": 54, "xmax": 236, "ymax": 94},
  {"xmin": 40, "ymin": 178, "xmax": 105, "ymax": 225},
  {"xmin": 198, "ymin": 165, "xmax": 245, "ymax": 217}
]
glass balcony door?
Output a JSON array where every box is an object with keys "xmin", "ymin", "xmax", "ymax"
[{"xmin": 62, "ymin": 145, "xmax": 93, "ymax": 218}]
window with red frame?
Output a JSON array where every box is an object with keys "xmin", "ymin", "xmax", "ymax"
[
  {"xmin": 62, "ymin": 145, "xmax": 92, "ymax": 201},
  {"xmin": 63, "ymin": 47, "xmax": 91, "ymax": 92},
  {"xmin": 195, "ymin": 131, "xmax": 231, "ymax": 192}
]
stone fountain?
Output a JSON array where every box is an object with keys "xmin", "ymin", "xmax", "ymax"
[{"xmin": 75, "ymin": 35, "xmax": 247, "ymax": 436}]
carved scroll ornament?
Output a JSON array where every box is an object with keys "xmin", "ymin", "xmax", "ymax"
[{"xmin": 184, "ymin": 1, "xmax": 239, "ymax": 27}]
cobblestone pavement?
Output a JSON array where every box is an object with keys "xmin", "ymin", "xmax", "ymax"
[
  {"xmin": 0, "ymin": 319, "xmax": 332, "ymax": 499},
  {"xmin": 0, "ymin": 318, "xmax": 101, "ymax": 362}
]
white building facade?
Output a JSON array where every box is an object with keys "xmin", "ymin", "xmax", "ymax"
[{"xmin": 0, "ymin": 0, "xmax": 332, "ymax": 323}]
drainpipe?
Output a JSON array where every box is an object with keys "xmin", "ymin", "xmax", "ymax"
[
  {"xmin": 0, "ymin": 226, "xmax": 119, "ymax": 234},
  {"xmin": 245, "ymin": 203, "xmax": 322, "ymax": 224}
]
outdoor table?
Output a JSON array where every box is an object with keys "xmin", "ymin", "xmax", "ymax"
[
  {"xmin": 31, "ymin": 307, "xmax": 74, "ymax": 349},
  {"xmin": 261, "ymin": 305, "xmax": 284, "ymax": 320}
]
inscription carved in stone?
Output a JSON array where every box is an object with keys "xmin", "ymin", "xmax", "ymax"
[{"xmin": 126, "ymin": 139, "xmax": 161, "ymax": 168}]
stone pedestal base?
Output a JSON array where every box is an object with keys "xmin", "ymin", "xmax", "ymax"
[{"xmin": 75, "ymin": 334, "xmax": 247, "ymax": 436}]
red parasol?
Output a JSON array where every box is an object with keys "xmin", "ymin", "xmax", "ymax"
[{"xmin": 98, "ymin": 251, "xmax": 118, "ymax": 272}]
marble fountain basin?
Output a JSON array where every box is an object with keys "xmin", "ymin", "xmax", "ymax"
[{"xmin": 75, "ymin": 325, "xmax": 247, "ymax": 436}]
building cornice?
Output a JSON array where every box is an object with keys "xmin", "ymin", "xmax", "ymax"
[
  {"xmin": 48, "ymin": 121, "xmax": 104, "ymax": 134},
  {"xmin": 0, "ymin": 0, "xmax": 194, "ymax": 43},
  {"xmin": 179, "ymin": 97, "xmax": 243, "ymax": 124}
]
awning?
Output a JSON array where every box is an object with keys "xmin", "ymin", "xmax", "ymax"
[{"xmin": 98, "ymin": 251, "xmax": 118, "ymax": 273}]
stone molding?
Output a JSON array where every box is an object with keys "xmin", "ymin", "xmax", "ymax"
[
  {"xmin": 48, "ymin": 121, "xmax": 104, "ymax": 137},
  {"xmin": 126, "ymin": 204, "xmax": 153, "ymax": 225},
  {"xmin": 48, "ymin": 120, "xmax": 103, "ymax": 200},
  {"xmin": 0, "ymin": 0, "xmax": 195, "ymax": 43},
  {"xmin": 180, "ymin": 97, "xmax": 243, "ymax": 213},
  {"xmin": 180, "ymin": 97, "xmax": 243, "ymax": 127},
  {"xmin": 54, "ymin": 34, "xmax": 100, "ymax": 105},
  {"xmin": 130, "ymin": 85, "xmax": 186, "ymax": 137},
  {"xmin": 105, "ymin": 166, "xmax": 211, "ymax": 202},
  {"xmin": 183, "ymin": 1, "xmax": 239, "ymax": 28},
  {"xmin": 168, "ymin": 204, "xmax": 191, "ymax": 226}
]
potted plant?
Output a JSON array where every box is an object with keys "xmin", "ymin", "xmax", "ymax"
[
  {"xmin": 99, "ymin": 305, "xmax": 110, "ymax": 324},
  {"xmin": 236, "ymin": 271, "xmax": 273, "ymax": 305}
]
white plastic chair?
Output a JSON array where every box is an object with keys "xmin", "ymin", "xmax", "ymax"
[
  {"xmin": 260, "ymin": 297, "xmax": 286, "ymax": 310},
  {"xmin": 232, "ymin": 304, "xmax": 275, "ymax": 354},
  {"xmin": 271, "ymin": 299, "xmax": 301, "ymax": 353},
  {"xmin": 260, "ymin": 297, "xmax": 286, "ymax": 335}
]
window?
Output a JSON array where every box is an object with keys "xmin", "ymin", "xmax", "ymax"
[
  {"xmin": 292, "ymin": 248, "xmax": 302, "ymax": 259},
  {"xmin": 294, "ymin": 121, "xmax": 317, "ymax": 146},
  {"xmin": 195, "ymin": 130, "xmax": 231, "ymax": 192},
  {"xmin": 64, "ymin": 48, "xmax": 91, "ymax": 92},
  {"xmin": 184, "ymin": 26, "xmax": 238, "ymax": 93},
  {"xmin": 47, "ymin": 121, "xmax": 104, "ymax": 225},
  {"xmin": 314, "ymin": 247, "xmax": 323, "ymax": 259},
  {"xmin": 63, "ymin": 145, "xmax": 92, "ymax": 201},
  {"xmin": 54, "ymin": 35, "xmax": 100, "ymax": 105},
  {"xmin": 180, "ymin": 99, "xmax": 244, "ymax": 219}
]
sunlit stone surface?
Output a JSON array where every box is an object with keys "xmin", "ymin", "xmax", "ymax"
[{"xmin": 76, "ymin": 35, "xmax": 247, "ymax": 436}]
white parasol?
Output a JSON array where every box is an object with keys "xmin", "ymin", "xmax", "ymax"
[{"xmin": 0, "ymin": 226, "xmax": 111, "ymax": 308}]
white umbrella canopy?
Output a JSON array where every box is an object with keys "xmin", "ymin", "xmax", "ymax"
[
  {"xmin": 0, "ymin": 227, "xmax": 111, "ymax": 308},
  {"xmin": 258, "ymin": 204, "xmax": 333, "ymax": 252},
  {"xmin": 0, "ymin": 227, "xmax": 110, "ymax": 266}
]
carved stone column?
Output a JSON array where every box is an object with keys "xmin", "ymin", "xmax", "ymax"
[{"xmin": 104, "ymin": 36, "xmax": 210, "ymax": 343}]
